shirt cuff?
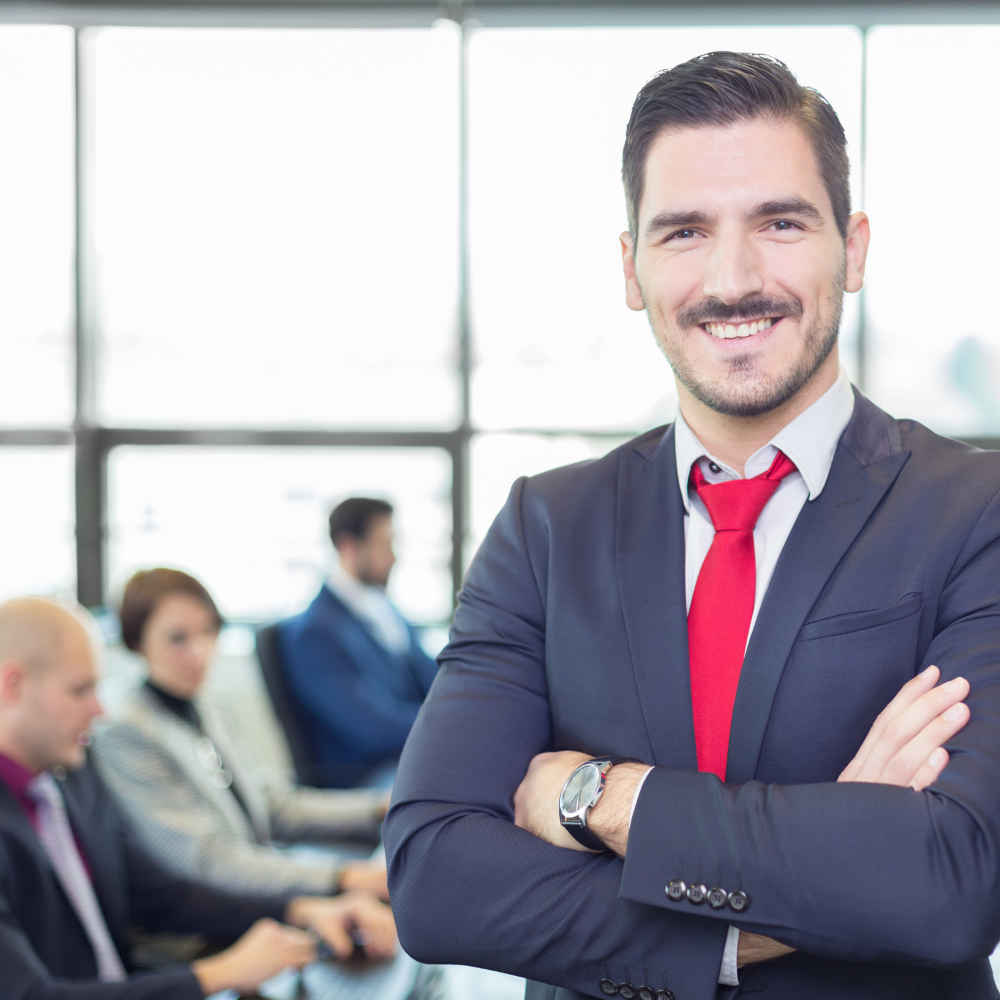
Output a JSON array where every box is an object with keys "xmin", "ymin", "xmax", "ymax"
[
  {"xmin": 627, "ymin": 766, "xmax": 654, "ymax": 826},
  {"xmin": 718, "ymin": 925, "xmax": 740, "ymax": 986}
]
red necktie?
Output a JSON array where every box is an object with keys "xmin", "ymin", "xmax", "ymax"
[{"xmin": 687, "ymin": 450, "xmax": 798, "ymax": 779}]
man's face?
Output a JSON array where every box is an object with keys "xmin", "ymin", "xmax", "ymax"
[
  {"xmin": 14, "ymin": 635, "xmax": 102, "ymax": 772},
  {"xmin": 341, "ymin": 514, "xmax": 397, "ymax": 588},
  {"xmin": 621, "ymin": 118, "xmax": 867, "ymax": 417}
]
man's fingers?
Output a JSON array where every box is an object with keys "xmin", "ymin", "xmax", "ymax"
[
  {"xmin": 839, "ymin": 665, "xmax": 939, "ymax": 782},
  {"xmin": 879, "ymin": 703, "xmax": 968, "ymax": 788},
  {"xmin": 908, "ymin": 746, "xmax": 950, "ymax": 791},
  {"xmin": 850, "ymin": 675, "xmax": 967, "ymax": 783}
]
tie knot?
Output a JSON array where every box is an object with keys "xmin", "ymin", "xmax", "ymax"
[
  {"xmin": 690, "ymin": 451, "xmax": 797, "ymax": 533},
  {"xmin": 26, "ymin": 771, "xmax": 60, "ymax": 806}
]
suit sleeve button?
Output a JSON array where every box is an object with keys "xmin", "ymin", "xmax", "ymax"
[
  {"xmin": 708, "ymin": 886, "xmax": 728, "ymax": 909},
  {"xmin": 599, "ymin": 979, "xmax": 619, "ymax": 995},
  {"xmin": 728, "ymin": 889, "xmax": 750, "ymax": 912},
  {"xmin": 666, "ymin": 878, "xmax": 687, "ymax": 901},
  {"xmin": 655, "ymin": 992, "xmax": 675, "ymax": 1000},
  {"xmin": 637, "ymin": 988, "xmax": 654, "ymax": 1000},
  {"xmin": 619, "ymin": 984, "xmax": 638, "ymax": 999},
  {"xmin": 686, "ymin": 881, "xmax": 708, "ymax": 905}
]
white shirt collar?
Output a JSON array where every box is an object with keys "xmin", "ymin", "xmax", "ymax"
[
  {"xmin": 673, "ymin": 366, "xmax": 856, "ymax": 512},
  {"xmin": 326, "ymin": 562, "xmax": 412, "ymax": 656}
]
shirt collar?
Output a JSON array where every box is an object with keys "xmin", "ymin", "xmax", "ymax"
[
  {"xmin": 0, "ymin": 748, "xmax": 39, "ymax": 797},
  {"xmin": 673, "ymin": 366, "xmax": 856, "ymax": 512}
]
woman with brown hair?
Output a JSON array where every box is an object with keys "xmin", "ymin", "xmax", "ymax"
[{"xmin": 93, "ymin": 568, "xmax": 390, "ymax": 900}]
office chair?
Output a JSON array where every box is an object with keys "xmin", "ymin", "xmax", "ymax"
[{"xmin": 255, "ymin": 623, "xmax": 320, "ymax": 786}]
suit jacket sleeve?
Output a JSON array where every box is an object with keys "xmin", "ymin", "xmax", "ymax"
[
  {"xmin": 120, "ymin": 801, "xmax": 291, "ymax": 937},
  {"xmin": 407, "ymin": 631, "xmax": 439, "ymax": 695},
  {"xmin": 385, "ymin": 478, "xmax": 729, "ymax": 1000},
  {"xmin": 283, "ymin": 623, "xmax": 425, "ymax": 762},
  {"xmin": 94, "ymin": 722, "xmax": 340, "ymax": 897},
  {"xmin": 621, "ymin": 488, "xmax": 1000, "ymax": 967},
  {"xmin": 0, "ymin": 873, "xmax": 202, "ymax": 1000}
]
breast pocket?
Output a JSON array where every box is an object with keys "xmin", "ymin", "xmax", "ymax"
[
  {"xmin": 756, "ymin": 593, "xmax": 925, "ymax": 784},
  {"xmin": 798, "ymin": 592, "xmax": 923, "ymax": 642}
]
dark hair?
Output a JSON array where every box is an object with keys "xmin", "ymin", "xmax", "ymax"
[
  {"xmin": 120, "ymin": 568, "xmax": 223, "ymax": 652},
  {"xmin": 328, "ymin": 497, "xmax": 394, "ymax": 547},
  {"xmin": 622, "ymin": 51, "xmax": 850, "ymax": 240}
]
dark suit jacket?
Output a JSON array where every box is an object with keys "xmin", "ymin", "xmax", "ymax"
[
  {"xmin": 0, "ymin": 761, "xmax": 288, "ymax": 1000},
  {"xmin": 385, "ymin": 390, "xmax": 1000, "ymax": 1000},
  {"xmin": 279, "ymin": 585, "xmax": 438, "ymax": 786}
]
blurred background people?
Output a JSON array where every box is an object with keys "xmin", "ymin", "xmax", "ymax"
[
  {"xmin": 94, "ymin": 568, "xmax": 390, "ymax": 899},
  {"xmin": 278, "ymin": 498, "xmax": 438, "ymax": 788},
  {"xmin": 0, "ymin": 596, "xmax": 396, "ymax": 1000}
]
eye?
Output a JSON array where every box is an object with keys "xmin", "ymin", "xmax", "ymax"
[
  {"xmin": 769, "ymin": 220, "xmax": 800, "ymax": 232},
  {"xmin": 167, "ymin": 631, "xmax": 187, "ymax": 646},
  {"xmin": 667, "ymin": 228, "xmax": 701, "ymax": 242}
]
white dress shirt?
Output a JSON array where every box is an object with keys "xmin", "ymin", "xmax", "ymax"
[
  {"xmin": 628, "ymin": 366, "xmax": 856, "ymax": 986},
  {"xmin": 326, "ymin": 562, "xmax": 412, "ymax": 657}
]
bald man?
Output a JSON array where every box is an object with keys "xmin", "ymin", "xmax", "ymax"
[{"xmin": 0, "ymin": 598, "xmax": 397, "ymax": 1000}]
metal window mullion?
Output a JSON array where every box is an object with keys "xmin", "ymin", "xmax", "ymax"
[{"xmin": 73, "ymin": 25, "xmax": 105, "ymax": 608}]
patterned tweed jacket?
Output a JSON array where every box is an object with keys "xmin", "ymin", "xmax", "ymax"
[{"xmin": 93, "ymin": 684, "xmax": 384, "ymax": 896}]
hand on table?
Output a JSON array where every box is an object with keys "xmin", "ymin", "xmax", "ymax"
[
  {"xmin": 286, "ymin": 890, "xmax": 398, "ymax": 961},
  {"xmin": 339, "ymin": 859, "xmax": 390, "ymax": 901},
  {"xmin": 192, "ymin": 917, "xmax": 316, "ymax": 996}
]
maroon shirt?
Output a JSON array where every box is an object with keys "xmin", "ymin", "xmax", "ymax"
[{"xmin": 0, "ymin": 749, "xmax": 93, "ymax": 879}]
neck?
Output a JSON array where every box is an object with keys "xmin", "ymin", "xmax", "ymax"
[
  {"xmin": 677, "ymin": 352, "xmax": 839, "ymax": 476},
  {"xmin": 0, "ymin": 730, "xmax": 41, "ymax": 774}
]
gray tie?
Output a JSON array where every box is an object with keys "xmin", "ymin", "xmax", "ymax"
[{"xmin": 27, "ymin": 772, "xmax": 127, "ymax": 982}]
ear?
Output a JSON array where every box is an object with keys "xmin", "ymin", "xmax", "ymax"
[
  {"xmin": 844, "ymin": 211, "xmax": 870, "ymax": 294},
  {"xmin": 0, "ymin": 660, "xmax": 27, "ymax": 705},
  {"xmin": 620, "ymin": 231, "xmax": 646, "ymax": 312}
]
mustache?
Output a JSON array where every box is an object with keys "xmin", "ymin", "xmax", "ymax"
[{"xmin": 676, "ymin": 294, "xmax": 803, "ymax": 327}]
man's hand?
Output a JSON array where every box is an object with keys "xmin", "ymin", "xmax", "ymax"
[
  {"xmin": 286, "ymin": 890, "xmax": 398, "ymax": 960},
  {"xmin": 514, "ymin": 750, "xmax": 594, "ymax": 850},
  {"xmin": 838, "ymin": 665, "xmax": 968, "ymax": 789},
  {"xmin": 192, "ymin": 917, "xmax": 316, "ymax": 996},
  {"xmin": 513, "ymin": 751, "xmax": 651, "ymax": 856},
  {"xmin": 339, "ymin": 860, "xmax": 390, "ymax": 901}
]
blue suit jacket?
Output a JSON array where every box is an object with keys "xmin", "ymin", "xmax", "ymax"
[
  {"xmin": 278, "ymin": 585, "xmax": 438, "ymax": 786},
  {"xmin": 385, "ymin": 390, "xmax": 1000, "ymax": 1000},
  {"xmin": 0, "ymin": 762, "xmax": 288, "ymax": 1000}
]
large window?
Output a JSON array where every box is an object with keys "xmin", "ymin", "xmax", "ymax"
[{"xmin": 2, "ymin": 7, "xmax": 999, "ymax": 625}]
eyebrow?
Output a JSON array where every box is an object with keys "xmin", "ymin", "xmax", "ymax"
[
  {"xmin": 750, "ymin": 198, "xmax": 824, "ymax": 225},
  {"xmin": 644, "ymin": 210, "xmax": 712, "ymax": 239},
  {"xmin": 643, "ymin": 198, "xmax": 824, "ymax": 240}
]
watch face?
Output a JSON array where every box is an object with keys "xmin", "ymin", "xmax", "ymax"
[{"xmin": 560, "ymin": 763, "xmax": 602, "ymax": 818}]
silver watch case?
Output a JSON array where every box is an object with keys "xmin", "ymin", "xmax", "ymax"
[{"xmin": 559, "ymin": 759, "xmax": 613, "ymax": 829}]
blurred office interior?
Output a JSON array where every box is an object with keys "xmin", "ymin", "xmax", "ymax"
[{"xmin": 1, "ymin": 0, "xmax": 999, "ymax": 987}]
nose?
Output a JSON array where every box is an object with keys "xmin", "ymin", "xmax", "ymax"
[{"xmin": 701, "ymin": 226, "xmax": 764, "ymax": 306}]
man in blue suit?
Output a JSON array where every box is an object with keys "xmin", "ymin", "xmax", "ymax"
[
  {"xmin": 385, "ymin": 52, "xmax": 1000, "ymax": 998},
  {"xmin": 280, "ymin": 498, "xmax": 437, "ymax": 788}
]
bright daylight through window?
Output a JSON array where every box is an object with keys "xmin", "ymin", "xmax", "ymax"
[{"xmin": 0, "ymin": 14, "xmax": 997, "ymax": 625}]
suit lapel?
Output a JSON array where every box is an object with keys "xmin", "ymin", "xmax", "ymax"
[
  {"xmin": 616, "ymin": 425, "xmax": 699, "ymax": 769},
  {"xmin": 726, "ymin": 391, "xmax": 911, "ymax": 783},
  {"xmin": 0, "ymin": 780, "xmax": 52, "ymax": 876}
]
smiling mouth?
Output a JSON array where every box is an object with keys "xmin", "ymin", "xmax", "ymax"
[{"xmin": 701, "ymin": 316, "xmax": 779, "ymax": 340}]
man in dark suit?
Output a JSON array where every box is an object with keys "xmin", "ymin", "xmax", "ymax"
[
  {"xmin": 0, "ymin": 598, "xmax": 396, "ymax": 1000},
  {"xmin": 384, "ymin": 52, "xmax": 1000, "ymax": 999},
  {"xmin": 280, "ymin": 498, "xmax": 438, "ymax": 788}
]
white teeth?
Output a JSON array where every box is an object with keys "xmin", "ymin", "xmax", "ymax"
[{"xmin": 706, "ymin": 317, "xmax": 775, "ymax": 338}]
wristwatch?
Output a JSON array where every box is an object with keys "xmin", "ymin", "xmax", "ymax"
[{"xmin": 559, "ymin": 757, "xmax": 642, "ymax": 851}]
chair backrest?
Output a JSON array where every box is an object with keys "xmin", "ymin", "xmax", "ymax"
[{"xmin": 255, "ymin": 623, "xmax": 316, "ymax": 785}]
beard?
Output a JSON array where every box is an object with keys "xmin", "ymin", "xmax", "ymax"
[{"xmin": 646, "ymin": 266, "xmax": 845, "ymax": 418}]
